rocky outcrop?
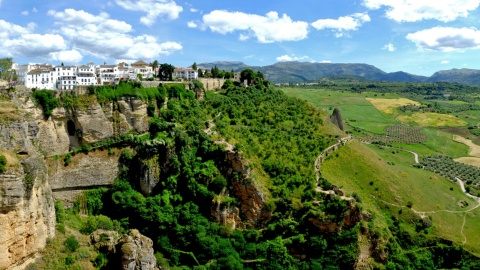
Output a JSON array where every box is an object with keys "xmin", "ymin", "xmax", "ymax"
[
  {"xmin": 120, "ymin": 229, "xmax": 157, "ymax": 270},
  {"xmin": 0, "ymin": 155, "xmax": 56, "ymax": 270},
  {"xmin": 74, "ymin": 103, "xmax": 114, "ymax": 144},
  {"xmin": 220, "ymin": 149, "xmax": 270, "ymax": 228},
  {"xmin": 91, "ymin": 229, "xmax": 157, "ymax": 270},
  {"xmin": 309, "ymin": 198, "xmax": 363, "ymax": 232}
]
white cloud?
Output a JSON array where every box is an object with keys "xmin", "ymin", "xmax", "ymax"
[
  {"xmin": 382, "ymin": 43, "xmax": 396, "ymax": 52},
  {"xmin": 311, "ymin": 13, "xmax": 370, "ymax": 37},
  {"xmin": 0, "ymin": 20, "xmax": 32, "ymax": 37},
  {"xmin": 320, "ymin": 60, "xmax": 332, "ymax": 63},
  {"xmin": 32, "ymin": 7, "xmax": 38, "ymax": 13},
  {"xmin": 49, "ymin": 50, "xmax": 83, "ymax": 64},
  {"xmin": 48, "ymin": 9, "xmax": 109, "ymax": 25},
  {"xmin": 276, "ymin": 54, "xmax": 314, "ymax": 62},
  {"xmin": 2, "ymin": 34, "xmax": 67, "ymax": 57},
  {"xmin": 201, "ymin": 10, "xmax": 309, "ymax": 43},
  {"xmin": 115, "ymin": 0, "xmax": 183, "ymax": 26},
  {"xmin": 406, "ymin": 27, "xmax": 480, "ymax": 51},
  {"xmin": 363, "ymin": 0, "xmax": 480, "ymax": 22},
  {"xmin": 441, "ymin": 60, "xmax": 450, "ymax": 64},
  {"xmin": 48, "ymin": 9, "xmax": 182, "ymax": 60},
  {"xmin": 187, "ymin": 21, "xmax": 197, "ymax": 28},
  {"xmin": 190, "ymin": 8, "xmax": 198, "ymax": 12},
  {"xmin": 21, "ymin": 11, "xmax": 28, "ymax": 16}
]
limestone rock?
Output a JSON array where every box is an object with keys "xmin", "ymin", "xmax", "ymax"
[
  {"xmin": 48, "ymin": 152, "xmax": 120, "ymax": 205},
  {"xmin": 91, "ymin": 229, "xmax": 119, "ymax": 253},
  {"xmin": 117, "ymin": 98, "xmax": 149, "ymax": 133},
  {"xmin": 0, "ymin": 155, "xmax": 56, "ymax": 270},
  {"xmin": 220, "ymin": 149, "xmax": 270, "ymax": 228},
  {"xmin": 74, "ymin": 103, "xmax": 114, "ymax": 143},
  {"xmin": 119, "ymin": 229, "xmax": 157, "ymax": 270}
]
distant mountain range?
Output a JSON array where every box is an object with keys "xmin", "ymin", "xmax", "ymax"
[{"xmin": 198, "ymin": 61, "xmax": 480, "ymax": 86}]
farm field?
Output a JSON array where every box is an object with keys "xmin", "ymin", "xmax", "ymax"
[
  {"xmin": 454, "ymin": 135, "xmax": 480, "ymax": 157},
  {"xmin": 398, "ymin": 112, "xmax": 468, "ymax": 127},
  {"xmin": 321, "ymin": 140, "xmax": 480, "ymax": 255},
  {"xmin": 366, "ymin": 97, "xmax": 420, "ymax": 114},
  {"xmin": 455, "ymin": 157, "xmax": 480, "ymax": 167}
]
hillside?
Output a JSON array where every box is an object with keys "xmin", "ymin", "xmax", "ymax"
[
  {"xmin": 429, "ymin": 68, "xmax": 480, "ymax": 85},
  {"xmin": 199, "ymin": 61, "xmax": 480, "ymax": 85}
]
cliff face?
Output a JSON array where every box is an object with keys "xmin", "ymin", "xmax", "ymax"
[
  {"xmin": 217, "ymin": 149, "xmax": 271, "ymax": 228},
  {"xmin": 48, "ymin": 151, "xmax": 120, "ymax": 205},
  {"xmin": 34, "ymin": 97, "xmax": 149, "ymax": 156},
  {"xmin": 0, "ymin": 89, "xmax": 152, "ymax": 269},
  {"xmin": 0, "ymin": 156, "xmax": 56, "ymax": 270}
]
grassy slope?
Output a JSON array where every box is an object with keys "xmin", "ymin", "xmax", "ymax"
[
  {"xmin": 392, "ymin": 127, "xmax": 469, "ymax": 158},
  {"xmin": 321, "ymin": 140, "xmax": 480, "ymax": 255},
  {"xmin": 281, "ymin": 88, "xmax": 398, "ymax": 134}
]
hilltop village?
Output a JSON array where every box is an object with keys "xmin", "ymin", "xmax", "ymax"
[{"xmin": 13, "ymin": 60, "xmax": 203, "ymax": 90}]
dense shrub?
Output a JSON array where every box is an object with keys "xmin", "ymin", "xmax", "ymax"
[
  {"xmin": 32, "ymin": 90, "xmax": 59, "ymax": 118},
  {"xmin": 0, "ymin": 155, "xmax": 6, "ymax": 173},
  {"xmin": 64, "ymin": 235, "xmax": 79, "ymax": 252}
]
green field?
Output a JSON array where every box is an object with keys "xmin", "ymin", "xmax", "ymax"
[
  {"xmin": 321, "ymin": 140, "xmax": 480, "ymax": 255},
  {"xmin": 282, "ymin": 88, "xmax": 398, "ymax": 134},
  {"xmin": 393, "ymin": 128, "xmax": 470, "ymax": 158}
]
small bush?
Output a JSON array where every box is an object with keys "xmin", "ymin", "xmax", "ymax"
[
  {"xmin": 64, "ymin": 154, "xmax": 72, "ymax": 166},
  {"xmin": 0, "ymin": 155, "xmax": 6, "ymax": 173},
  {"xmin": 64, "ymin": 235, "xmax": 79, "ymax": 252},
  {"xmin": 65, "ymin": 254, "xmax": 75, "ymax": 265}
]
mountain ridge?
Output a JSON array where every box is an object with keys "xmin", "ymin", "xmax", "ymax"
[{"xmin": 198, "ymin": 61, "xmax": 479, "ymax": 85}]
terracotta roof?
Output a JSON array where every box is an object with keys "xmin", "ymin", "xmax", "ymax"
[{"xmin": 131, "ymin": 60, "xmax": 149, "ymax": 67}]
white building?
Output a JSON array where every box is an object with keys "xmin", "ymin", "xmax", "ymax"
[
  {"xmin": 76, "ymin": 62, "xmax": 98, "ymax": 87},
  {"xmin": 131, "ymin": 60, "xmax": 154, "ymax": 79},
  {"xmin": 18, "ymin": 60, "xmax": 157, "ymax": 90},
  {"xmin": 25, "ymin": 68, "xmax": 57, "ymax": 89},
  {"xmin": 19, "ymin": 63, "xmax": 54, "ymax": 86},
  {"xmin": 173, "ymin": 67, "xmax": 198, "ymax": 81},
  {"xmin": 56, "ymin": 66, "xmax": 77, "ymax": 90}
]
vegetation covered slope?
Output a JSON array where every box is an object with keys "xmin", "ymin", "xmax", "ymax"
[
  {"xmin": 29, "ymin": 80, "xmax": 480, "ymax": 269},
  {"xmin": 33, "ymin": 82, "xmax": 360, "ymax": 269}
]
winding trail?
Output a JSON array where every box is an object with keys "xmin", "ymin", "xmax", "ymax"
[
  {"xmin": 405, "ymin": 150, "xmax": 419, "ymax": 164},
  {"xmin": 372, "ymin": 150, "xmax": 480, "ymax": 245}
]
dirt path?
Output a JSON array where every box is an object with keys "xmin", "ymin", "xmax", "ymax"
[{"xmin": 405, "ymin": 150, "xmax": 419, "ymax": 164}]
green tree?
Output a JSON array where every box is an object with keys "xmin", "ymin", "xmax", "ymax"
[
  {"xmin": 240, "ymin": 68, "xmax": 255, "ymax": 85},
  {"xmin": 192, "ymin": 62, "xmax": 197, "ymax": 70},
  {"xmin": 152, "ymin": 60, "xmax": 159, "ymax": 77},
  {"xmin": 159, "ymin": 63, "xmax": 175, "ymax": 81},
  {"xmin": 0, "ymin": 57, "xmax": 15, "ymax": 82}
]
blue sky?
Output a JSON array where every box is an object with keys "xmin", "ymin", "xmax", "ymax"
[{"xmin": 1, "ymin": 0, "xmax": 479, "ymax": 76}]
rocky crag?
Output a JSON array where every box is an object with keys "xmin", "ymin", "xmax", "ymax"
[{"xmin": 0, "ymin": 88, "xmax": 152, "ymax": 269}]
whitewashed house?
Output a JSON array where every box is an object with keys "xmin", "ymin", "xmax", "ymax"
[
  {"xmin": 76, "ymin": 62, "xmax": 97, "ymax": 87},
  {"xmin": 56, "ymin": 66, "xmax": 77, "ymax": 90},
  {"xmin": 98, "ymin": 65, "xmax": 120, "ymax": 85},
  {"xmin": 25, "ymin": 68, "xmax": 57, "ymax": 89},
  {"xmin": 173, "ymin": 67, "xmax": 198, "ymax": 81},
  {"xmin": 130, "ymin": 60, "xmax": 154, "ymax": 79}
]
